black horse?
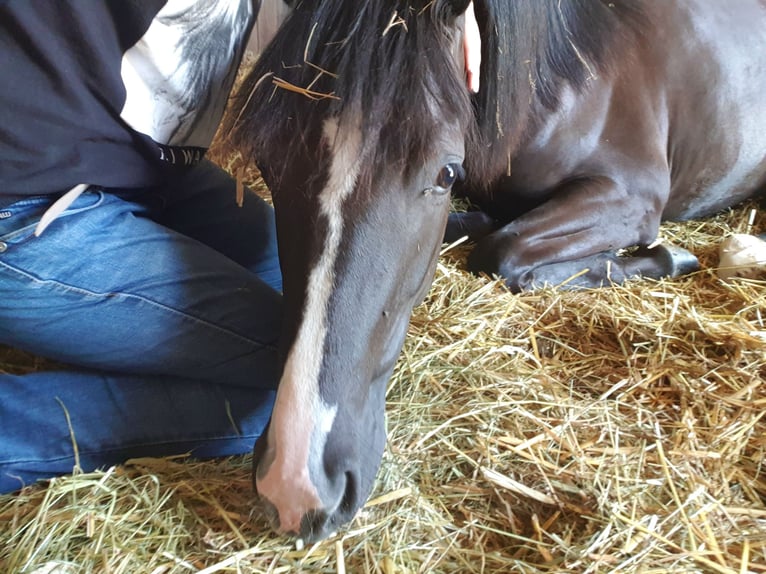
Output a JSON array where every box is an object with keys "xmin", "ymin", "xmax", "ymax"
[{"xmin": 228, "ymin": 0, "xmax": 766, "ymax": 541}]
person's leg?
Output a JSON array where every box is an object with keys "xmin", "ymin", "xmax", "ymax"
[
  {"xmin": 0, "ymin": 370, "xmax": 275, "ymax": 493},
  {"xmin": 154, "ymin": 160, "xmax": 282, "ymax": 292},
  {"xmin": 0, "ymin": 165, "xmax": 283, "ymax": 492},
  {"xmin": 0, "ymin": 180, "xmax": 282, "ymax": 383}
]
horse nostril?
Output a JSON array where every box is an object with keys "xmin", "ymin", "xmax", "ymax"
[
  {"xmin": 339, "ymin": 470, "xmax": 359, "ymax": 515},
  {"xmin": 299, "ymin": 508, "xmax": 330, "ymax": 543},
  {"xmin": 297, "ymin": 470, "xmax": 360, "ymax": 542}
]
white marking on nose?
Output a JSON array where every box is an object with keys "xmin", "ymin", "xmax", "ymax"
[{"xmin": 257, "ymin": 117, "xmax": 363, "ymax": 534}]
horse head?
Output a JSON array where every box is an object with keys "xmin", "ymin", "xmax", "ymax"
[{"xmin": 228, "ymin": 0, "xmax": 478, "ymax": 541}]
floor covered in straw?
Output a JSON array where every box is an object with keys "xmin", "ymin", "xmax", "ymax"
[{"xmin": 1, "ymin": 151, "xmax": 765, "ymax": 573}]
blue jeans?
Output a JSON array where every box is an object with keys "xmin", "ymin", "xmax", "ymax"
[{"xmin": 0, "ymin": 161, "xmax": 282, "ymax": 493}]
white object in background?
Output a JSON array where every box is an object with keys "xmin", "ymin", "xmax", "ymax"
[
  {"xmin": 717, "ymin": 233, "xmax": 766, "ymax": 279},
  {"xmin": 464, "ymin": 1, "xmax": 481, "ymax": 93}
]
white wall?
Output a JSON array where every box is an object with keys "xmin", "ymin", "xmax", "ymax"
[{"xmin": 248, "ymin": 0, "xmax": 291, "ymax": 54}]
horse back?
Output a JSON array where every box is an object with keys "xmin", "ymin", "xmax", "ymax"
[
  {"xmin": 660, "ymin": 0, "xmax": 766, "ymax": 218},
  {"xmin": 494, "ymin": 0, "xmax": 766, "ymax": 222}
]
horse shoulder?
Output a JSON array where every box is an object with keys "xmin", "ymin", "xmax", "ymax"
[{"xmin": 500, "ymin": 74, "xmax": 669, "ymax": 206}]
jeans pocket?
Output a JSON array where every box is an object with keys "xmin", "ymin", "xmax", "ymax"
[{"xmin": 0, "ymin": 191, "xmax": 105, "ymax": 247}]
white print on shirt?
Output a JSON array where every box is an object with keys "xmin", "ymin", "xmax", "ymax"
[{"xmin": 119, "ymin": 0, "xmax": 253, "ymax": 149}]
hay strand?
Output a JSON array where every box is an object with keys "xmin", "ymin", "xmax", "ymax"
[{"xmin": 2, "ymin": 60, "xmax": 765, "ymax": 574}]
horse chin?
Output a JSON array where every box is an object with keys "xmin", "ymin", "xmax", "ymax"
[
  {"xmin": 251, "ymin": 424, "xmax": 270, "ymax": 493},
  {"xmin": 251, "ymin": 426, "xmax": 285, "ymax": 533}
]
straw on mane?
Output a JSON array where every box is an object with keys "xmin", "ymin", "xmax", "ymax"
[
  {"xmin": 226, "ymin": 0, "xmax": 475, "ymax": 191},
  {"xmin": 227, "ymin": 0, "xmax": 648, "ymax": 194}
]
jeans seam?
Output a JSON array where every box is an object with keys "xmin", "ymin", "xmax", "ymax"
[
  {"xmin": 1, "ymin": 433, "xmax": 261, "ymax": 466},
  {"xmin": 0, "ymin": 259, "xmax": 278, "ymax": 351}
]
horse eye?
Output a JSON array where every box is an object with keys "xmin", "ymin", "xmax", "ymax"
[{"xmin": 436, "ymin": 163, "xmax": 465, "ymax": 190}]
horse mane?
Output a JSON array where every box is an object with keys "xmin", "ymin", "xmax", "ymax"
[
  {"xmin": 468, "ymin": 0, "xmax": 648, "ymax": 190},
  {"xmin": 227, "ymin": 1, "xmax": 647, "ymax": 194},
  {"xmin": 226, "ymin": 0, "xmax": 475, "ymax": 190}
]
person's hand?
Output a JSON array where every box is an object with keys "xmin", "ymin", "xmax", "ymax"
[{"xmin": 464, "ymin": 1, "xmax": 481, "ymax": 93}]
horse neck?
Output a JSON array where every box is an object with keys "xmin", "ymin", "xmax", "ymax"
[{"xmin": 468, "ymin": 0, "xmax": 645, "ymax": 189}]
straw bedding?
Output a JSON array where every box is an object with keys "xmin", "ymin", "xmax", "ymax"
[{"xmin": 2, "ymin": 113, "xmax": 765, "ymax": 574}]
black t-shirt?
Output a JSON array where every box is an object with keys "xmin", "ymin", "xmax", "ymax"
[{"xmin": 0, "ymin": 0, "xmax": 258, "ymax": 208}]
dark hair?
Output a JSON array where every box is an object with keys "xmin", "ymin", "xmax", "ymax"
[
  {"xmin": 469, "ymin": 0, "xmax": 647, "ymax": 189},
  {"xmin": 227, "ymin": 0, "xmax": 647, "ymax": 192},
  {"xmin": 226, "ymin": 0, "xmax": 475, "ymax": 188}
]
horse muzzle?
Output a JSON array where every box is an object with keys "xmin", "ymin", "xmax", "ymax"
[
  {"xmin": 251, "ymin": 378, "xmax": 387, "ymax": 542},
  {"xmin": 253, "ymin": 460, "xmax": 361, "ymax": 542}
]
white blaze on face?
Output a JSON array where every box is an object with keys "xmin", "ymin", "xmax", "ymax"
[{"xmin": 257, "ymin": 118, "xmax": 362, "ymax": 533}]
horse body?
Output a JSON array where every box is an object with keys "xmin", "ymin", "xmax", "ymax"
[
  {"xmin": 461, "ymin": 0, "xmax": 766, "ymax": 291},
  {"xmin": 516, "ymin": 0, "xmax": 766, "ymax": 219},
  {"xmin": 662, "ymin": 1, "xmax": 766, "ymax": 217},
  {"xmin": 230, "ymin": 0, "xmax": 766, "ymax": 541}
]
